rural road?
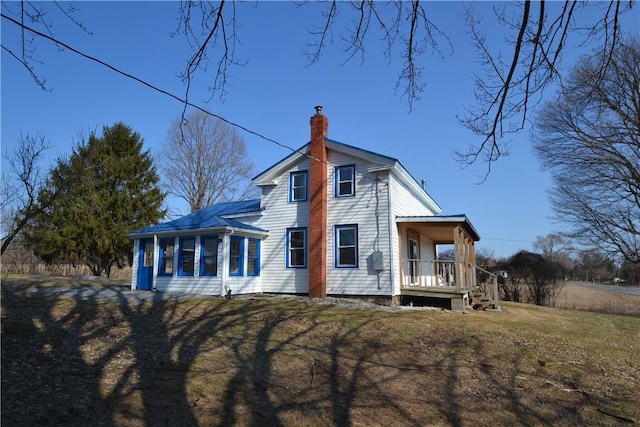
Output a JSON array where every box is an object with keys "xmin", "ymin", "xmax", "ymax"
[{"xmin": 571, "ymin": 281, "xmax": 640, "ymax": 297}]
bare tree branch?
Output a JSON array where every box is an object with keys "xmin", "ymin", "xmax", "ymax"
[
  {"xmin": 1, "ymin": 1, "xmax": 91, "ymax": 90},
  {"xmin": 1, "ymin": 133, "xmax": 51, "ymax": 255},
  {"xmin": 161, "ymin": 110, "xmax": 258, "ymax": 213},
  {"xmin": 456, "ymin": 1, "xmax": 631, "ymax": 176},
  {"xmin": 173, "ymin": 0, "xmax": 247, "ymax": 111},
  {"xmin": 533, "ymin": 35, "xmax": 640, "ymax": 263},
  {"xmin": 304, "ymin": 0, "xmax": 338, "ymax": 65}
]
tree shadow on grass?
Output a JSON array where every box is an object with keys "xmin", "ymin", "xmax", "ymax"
[
  {"xmin": 2, "ymin": 278, "xmax": 636, "ymax": 426},
  {"xmin": 1, "ymin": 280, "xmax": 112, "ymax": 425}
]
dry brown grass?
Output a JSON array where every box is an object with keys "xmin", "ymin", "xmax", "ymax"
[
  {"xmin": 554, "ymin": 282, "xmax": 640, "ymax": 316},
  {"xmin": 2, "ymin": 277, "xmax": 639, "ymax": 426}
]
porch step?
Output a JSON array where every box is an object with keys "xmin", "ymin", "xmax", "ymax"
[{"xmin": 469, "ymin": 292, "xmax": 498, "ymax": 311}]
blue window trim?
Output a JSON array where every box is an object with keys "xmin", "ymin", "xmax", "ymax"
[
  {"xmin": 229, "ymin": 235, "xmax": 244, "ymax": 276},
  {"xmin": 178, "ymin": 237, "xmax": 196, "ymax": 276},
  {"xmin": 335, "ymin": 224, "xmax": 359, "ymax": 268},
  {"xmin": 158, "ymin": 238, "xmax": 175, "ymax": 276},
  {"xmin": 247, "ymin": 238, "xmax": 260, "ymax": 276},
  {"xmin": 199, "ymin": 235, "xmax": 219, "ymax": 276},
  {"xmin": 335, "ymin": 165, "xmax": 356, "ymax": 198},
  {"xmin": 286, "ymin": 227, "xmax": 307, "ymax": 268},
  {"xmin": 289, "ymin": 170, "xmax": 308, "ymax": 202}
]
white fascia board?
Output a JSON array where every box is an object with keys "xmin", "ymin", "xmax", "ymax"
[
  {"xmin": 131, "ymin": 226, "xmax": 269, "ymax": 240},
  {"xmin": 252, "ymin": 144, "xmax": 310, "ymax": 185},
  {"xmin": 397, "ymin": 215, "xmax": 466, "ymax": 223}
]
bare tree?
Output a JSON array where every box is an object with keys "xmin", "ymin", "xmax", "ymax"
[
  {"xmin": 475, "ymin": 246, "xmax": 496, "ymax": 267},
  {"xmin": 2, "ymin": 2, "xmax": 634, "ymax": 172},
  {"xmin": 161, "ymin": 110, "xmax": 257, "ymax": 213},
  {"xmin": 575, "ymin": 249, "xmax": 614, "ymax": 282},
  {"xmin": 1, "ymin": 132, "xmax": 51, "ymax": 255},
  {"xmin": 175, "ymin": 1, "xmax": 632, "ymax": 172},
  {"xmin": 533, "ymin": 233, "xmax": 571, "ymax": 263},
  {"xmin": 533, "ymin": 35, "xmax": 640, "ymax": 265}
]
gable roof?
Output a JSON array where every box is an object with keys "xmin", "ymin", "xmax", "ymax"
[
  {"xmin": 252, "ymin": 138, "xmax": 441, "ymax": 213},
  {"xmin": 128, "ymin": 199, "xmax": 267, "ymax": 237}
]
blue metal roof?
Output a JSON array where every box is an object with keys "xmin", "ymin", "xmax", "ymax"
[{"xmin": 129, "ymin": 199, "xmax": 266, "ymax": 237}]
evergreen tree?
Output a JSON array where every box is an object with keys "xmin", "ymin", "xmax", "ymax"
[{"xmin": 25, "ymin": 123, "xmax": 166, "ymax": 276}]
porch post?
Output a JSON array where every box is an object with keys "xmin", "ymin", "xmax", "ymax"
[
  {"xmin": 131, "ymin": 239, "xmax": 139, "ymax": 291},
  {"xmin": 152, "ymin": 234, "xmax": 158, "ymax": 291},
  {"xmin": 454, "ymin": 226, "xmax": 463, "ymax": 290}
]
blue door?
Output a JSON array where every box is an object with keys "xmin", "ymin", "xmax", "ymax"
[{"xmin": 137, "ymin": 239, "xmax": 154, "ymax": 290}]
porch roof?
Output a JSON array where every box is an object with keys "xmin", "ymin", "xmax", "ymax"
[
  {"xmin": 128, "ymin": 199, "xmax": 268, "ymax": 238},
  {"xmin": 396, "ymin": 215, "xmax": 480, "ymax": 243}
]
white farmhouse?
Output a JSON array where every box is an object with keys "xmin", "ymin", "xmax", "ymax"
[{"xmin": 129, "ymin": 107, "xmax": 498, "ymax": 311}]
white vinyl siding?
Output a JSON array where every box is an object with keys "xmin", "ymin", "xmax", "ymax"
[
  {"xmin": 254, "ymin": 158, "xmax": 311, "ymax": 293},
  {"xmin": 325, "ymin": 149, "xmax": 392, "ymax": 296},
  {"xmin": 388, "ymin": 173, "xmax": 439, "ymax": 295},
  {"xmin": 389, "ymin": 173, "xmax": 438, "ymax": 217},
  {"xmin": 147, "ymin": 233, "xmax": 264, "ymax": 296},
  {"xmin": 134, "ymin": 141, "xmax": 443, "ymax": 299}
]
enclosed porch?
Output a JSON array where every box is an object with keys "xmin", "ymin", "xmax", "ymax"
[{"xmin": 396, "ymin": 216, "xmax": 499, "ymax": 311}]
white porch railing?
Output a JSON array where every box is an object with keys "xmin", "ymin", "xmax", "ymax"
[
  {"xmin": 403, "ymin": 259, "xmax": 464, "ymax": 289},
  {"xmin": 402, "ymin": 259, "xmax": 500, "ymax": 306}
]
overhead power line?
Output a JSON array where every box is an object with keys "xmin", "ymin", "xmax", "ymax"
[
  {"xmin": 1, "ymin": 13, "xmax": 403, "ymax": 184},
  {"xmin": 1, "ymin": 13, "xmax": 306, "ymax": 157}
]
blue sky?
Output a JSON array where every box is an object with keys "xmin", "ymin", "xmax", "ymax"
[{"xmin": 2, "ymin": 2, "xmax": 638, "ymax": 259}]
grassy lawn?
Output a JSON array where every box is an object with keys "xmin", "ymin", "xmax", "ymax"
[{"xmin": 2, "ymin": 276, "xmax": 639, "ymax": 426}]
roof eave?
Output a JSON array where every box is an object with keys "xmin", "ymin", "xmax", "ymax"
[
  {"xmin": 128, "ymin": 225, "xmax": 269, "ymax": 239},
  {"xmin": 396, "ymin": 215, "xmax": 481, "ymax": 241}
]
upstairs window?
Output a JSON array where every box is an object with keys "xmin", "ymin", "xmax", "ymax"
[
  {"xmin": 289, "ymin": 171, "xmax": 308, "ymax": 202},
  {"xmin": 178, "ymin": 237, "xmax": 195, "ymax": 276},
  {"xmin": 247, "ymin": 238, "xmax": 260, "ymax": 276},
  {"xmin": 335, "ymin": 165, "xmax": 355, "ymax": 197},
  {"xmin": 159, "ymin": 238, "xmax": 175, "ymax": 276},
  {"xmin": 229, "ymin": 236, "xmax": 244, "ymax": 276},
  {"xmin": 335, "ymin": 225, "xmax": 358, "ymax": 268},
  {"xmin": 286, "ymin": 228, "xmax": 306, "ymax": 268},
  {"xmin": 200, "ymin": 235, "xmax": 218, "ymax": 276}
]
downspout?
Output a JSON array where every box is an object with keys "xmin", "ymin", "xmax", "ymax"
[{"xmin": 387, "ymin": 174, "xmax": 396, "ymax": 302}]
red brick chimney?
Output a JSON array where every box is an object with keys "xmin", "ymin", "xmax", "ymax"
[{"xmin": 308, "ymin": 106, "xmax": 328, "ymax": 298}]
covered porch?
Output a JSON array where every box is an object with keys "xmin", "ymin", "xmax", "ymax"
[{"xmin": 396, "ymin": 215, "xmax": 499, "ymax": 311}]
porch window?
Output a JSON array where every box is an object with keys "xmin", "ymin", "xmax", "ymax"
[
  {"xmin": 158, "ymin": 238, "xmax": 175, "ymax": 276},
  {"xmin": 143, "ymin": 241, "xmax": 154, "ymax": 267},
  {"xmin": 178, "ymin": 237, "xmax": 195, "ymax": 276},
  {"xmin": 200, "ymin": 235, "xmax": 218, "ymax": 276},
  {"xmin": 247, "ymin": 238, "xmax": 260, "ymax": 276},
  {"xmin": 286, "ymin": 228, "xmax": 306, "ymax": 268},
  {"xmin": 229, "ymin": 236, "xmax": 244, "ymax": 276},
  {"xmin": 335, "ymin": 165, "xmax": 355, "ymax": 197},
  {"xmin": 335, "ymin": 225, "xmax": 358, "ymax": 267},
  {"xmin": 289, "ymin": 171, "xmax": 308, "ymax": 202}
]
